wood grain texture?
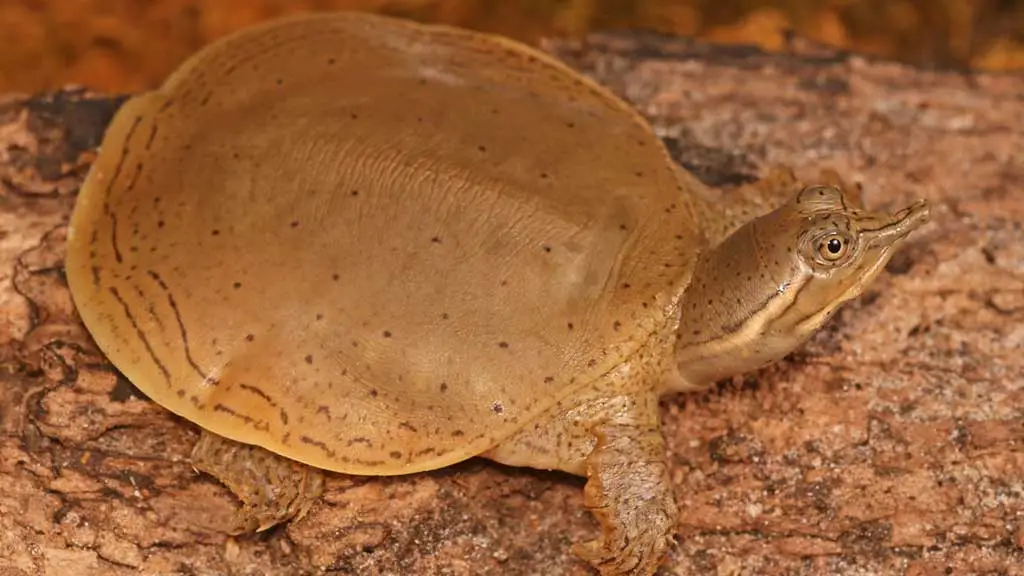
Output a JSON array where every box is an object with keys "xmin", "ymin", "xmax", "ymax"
[{"xmin": 1, "ymin": 31, "xmax": 1022, "ymax": 575}]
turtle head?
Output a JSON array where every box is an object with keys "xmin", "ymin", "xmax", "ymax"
[{"xmin": 669, "ymin": 184, "xmax": 930, "ymax": 391}]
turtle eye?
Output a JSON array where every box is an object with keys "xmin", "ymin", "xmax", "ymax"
[{"xmin": 817, "ymin": 234, "xmax": 848, "ymax": 261}]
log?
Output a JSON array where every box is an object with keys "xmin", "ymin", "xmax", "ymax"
[{"xmin": 1, "ymin": 29, "xmax": 1022, "ymax": 576}]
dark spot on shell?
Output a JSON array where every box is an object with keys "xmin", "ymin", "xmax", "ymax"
[
  {"xmin": 211, "ymin": 229, "xmax": 220, "ymax": 236},
  {"xmin": 542, "ymin": 245, "xmax": 552, "ymax": 253},
  {"xmin": 327, "ymin": 57, "xmax": 336, "ymax": 65},
  {"xmin": 383, "ymin": 330, "xmax": 392, "ymax": 338},
  {"xmin": 245, "ymin": 334, "xmax": 255, "ymax": 342},
  {"xmin": 275, "ymin": 78, "xmax": 283, "ymax": 86},
  {"xmin": 451, "ymin": 429, "xmax": 465, "ymax": 437},
  {"xmin": 567, "ymin": 322, "xmax": 574, "ymax": 330},
  {"xmin": 613, "ymin": 320, "xmax": 622, "ymax": 331},
  {"xmin": 540, "ymin": 172, "xmax": 550, "ymax": 179},
  {"xmin": 233, "ymin": 281, "xmax": 242, "ymax": 289},
  {"xmin": 544, "ymin": 376, "xmax": 554, "ymax": 383},
  {"xmin": 477, "ymin": 145, "xmax": 487, "ymax": 152},
  {"xmin": 157, "ymin": 220, "xmax": 165, "ymax": 228},
  {"xmin": 498, "ymin": 341, "xmax": 509, "ymax": 349},
  {"xmin": 350, "ymin": 190, "xmax": 360, "ymax": 196},
  {"xmin": 440, "ymin": 382, "xmax": 448, "ymax": 392},
  {"xmin": 566, "ymin": 121, "xmax": 575, "ymax": 128},
  {"xmin": 305, "ymin": 354, "xmax": 313, "ymax": 364},
  {"xmin": 441, "ymin": 312, "xmax": 449, "ymax": 320},
  {"xmin": 622, "ymin": 283, "xmax": 632, "ymax": 289},
  {"xmin": 369, "ymin": 389, "xmax": 378, "ymax": 398},
  {"xmin": 431, "ymin": 236, "xmax": 442, "ymax": 243},
  {"xmin": 332, "ymin": 273, "xmax": 340, "ymax": 281},
  {"xmin": 491, "ymin": 402, "xmax": 504, "ymax": 414},
  {"xmin": 389, "ymin": 451, "xmax": 402, "ymax": 460},
  {"xmin": 291, "ymin": 220, "xmax": 300, "ymax": 228},
  {"xmin": 176, "ymin": 389, "xmax": 185, "ymax": 398}
]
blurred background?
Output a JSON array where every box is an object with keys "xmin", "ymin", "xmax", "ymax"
[{"xmin": 1, "ymin": 0, "xmax": 1022, "ymax": 94}]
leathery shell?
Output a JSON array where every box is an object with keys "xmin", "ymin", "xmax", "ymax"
[{"xmin": 64, "ymin": 12, "xmax": 701, "ymax": 475}]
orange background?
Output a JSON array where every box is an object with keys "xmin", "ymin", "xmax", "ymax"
[{"xmin": 1, "ymin": 0, "xmax": 1022, "ymax": 93}]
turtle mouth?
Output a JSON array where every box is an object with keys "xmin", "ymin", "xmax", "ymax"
[{"xmin": 862, "ymin": 199, "xmax": 930, "ymax": 247}]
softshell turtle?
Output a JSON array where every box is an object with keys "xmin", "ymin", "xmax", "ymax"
[{"xmin": 64, "ymin": 11, "xmax": 930, "ymax": 575}]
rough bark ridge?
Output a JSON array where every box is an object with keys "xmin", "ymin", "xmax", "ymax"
[{"xmin": 1, "ymin": 31, "xmax": 1022, "ymax": 576}]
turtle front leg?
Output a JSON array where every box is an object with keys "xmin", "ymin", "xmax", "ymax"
[
  {"xmin": 484, "ymin": 391, "xmax": 676, "ymax": 576},
  {"xmin": 191, "ymin": 429, "xmax": 325, "ymax": 533},
  {"xmin": 574, "ymin": 394, "xmax": 677, "ymax": 576}
]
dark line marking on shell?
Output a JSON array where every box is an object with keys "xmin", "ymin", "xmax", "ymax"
[
  {"xmin": 146, "ymin": 269, "xmax": 210, "ymax": 383},
  {"xmin": 213, "ymin": 403, "xmax": 254, "ymax": 426},
  {"xmin": 107, "ymin": 285, "xmax": 170, "ymax": 383},
  {"xmin": 389, "ymin": 451, "xmax": 402, "ymax": 460},
  {"xmin": 238, "ymin": 383, "xmax": 278, "ymax": 407},
  {"xmin": 347, "ymin": 437, "xmax": 371, "ymax": 447},
  {"xmin": 100, "ymin": 116, "xmax": 143, "ymax": 265},
  {"xmin": 279, "ymin": 408, "xmax": 289, "ymax": 426},
  {"xmin": 144, "ymin": 124, "xmax": 158, "ymax": 150},
  {"xmin": 451, "ymin": 430, "xmax": 465, "ymax": 437},
  {"xmin": 299, "ymin": 435, "xmax": 337, "ymax": 459},
  {"xmin": 398, "ymin": 421, "xmax": 418, "ymax": 433},
  {"xmin": 316, "ymin": 405, "xmax": 331, "ymax": 421}
]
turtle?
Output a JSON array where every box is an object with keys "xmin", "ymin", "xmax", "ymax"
[{"xmin": 63, "ymin": 11, "xmax": 930, "ymax": 576}]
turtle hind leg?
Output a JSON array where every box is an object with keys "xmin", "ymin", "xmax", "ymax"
[{"xmin": 190, "ymin": 429, "xmax": 325, "ymax": 534}]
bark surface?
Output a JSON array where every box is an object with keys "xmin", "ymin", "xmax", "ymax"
[{"xmin": 0, "ymin": 31, "xmax": 1022, "ymax": 575}]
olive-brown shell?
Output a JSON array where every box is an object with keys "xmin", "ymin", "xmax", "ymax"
[{"xmin": 64, "ymin": 12, "xmax": 701, "ymax": 474}]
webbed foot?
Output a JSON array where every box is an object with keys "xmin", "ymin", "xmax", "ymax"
[
  {"xmin": 191, "ymin": 429, "xmax": 325, "ymax": 533},
  {"xmin": 574, "ymin": 403, "xmax": 677, "ymax": 575}
]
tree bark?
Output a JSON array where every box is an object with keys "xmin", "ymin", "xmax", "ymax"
[{"xmin": 1, "ymin": 30, "xmax": 1022, "ymax": 576}]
